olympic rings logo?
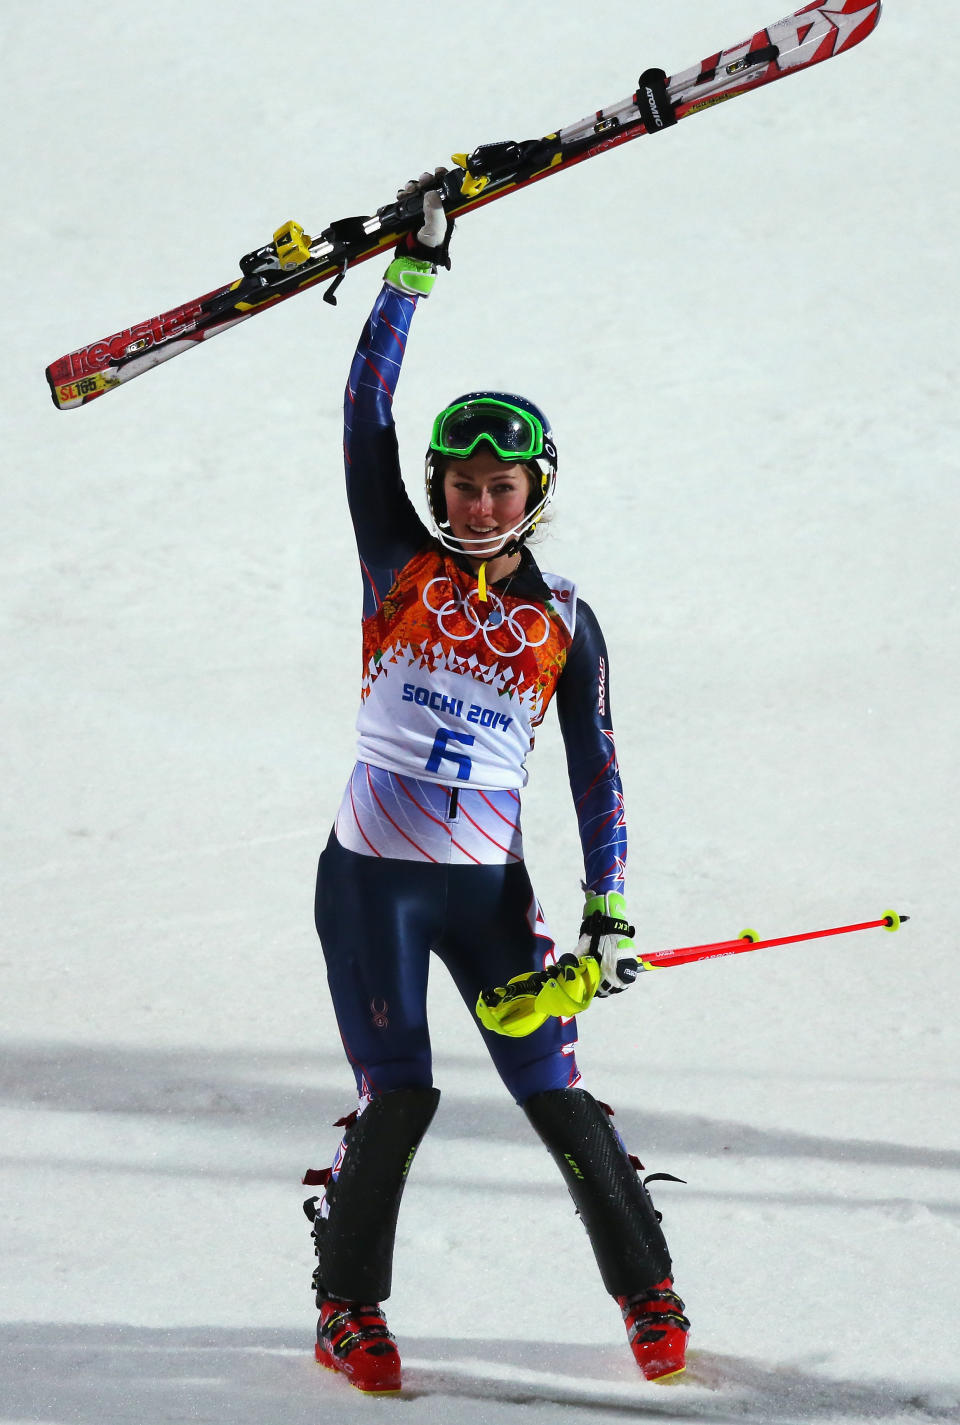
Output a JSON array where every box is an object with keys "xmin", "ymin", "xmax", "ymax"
[{"xmin": 422, "ymin": 577, "xmax": 551, "ymax": 657}]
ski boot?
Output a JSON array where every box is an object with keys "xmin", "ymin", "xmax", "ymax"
[
  {"xmin": 315, "ymin": 1295, "xmax": 402, "ymax": 1394},
  {"xmin": 618, "ymin": 1277, "xmax": 690, "ymax": 1381}
]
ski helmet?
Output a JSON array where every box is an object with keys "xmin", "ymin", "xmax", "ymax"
[{"xmin": 425, "ymin": 391, "xmax": 558, "ymax": 558}]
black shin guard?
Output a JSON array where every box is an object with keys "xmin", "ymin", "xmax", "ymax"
[
  {"xmin": 524, "ymin": 1088, "xmax": 671, "ymax": 1296},
  {"xmin": 309, "ymin": 1086, "xmax": 440, "ymax": 1303}
]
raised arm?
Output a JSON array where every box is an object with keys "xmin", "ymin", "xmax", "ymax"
[
  {"xmin": 344, "ymin": 285, "xmax": 428, "ymax": 584},
  {"xmin": 343, "ymin": 187, "xmax": 453, "ymax": 616}
]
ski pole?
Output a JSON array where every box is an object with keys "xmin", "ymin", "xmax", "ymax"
[
  {"xmin": 476, "ymin": 911, "xmax": 909, "ymax": 1036},
  {"xmin": 637, "ymin": 910, "xmax": 908, "ymax": 972}
]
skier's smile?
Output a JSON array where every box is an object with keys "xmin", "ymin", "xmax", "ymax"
[{"xmin": 442, "ymin": 449, "xmax": 532, "ymax": 558}]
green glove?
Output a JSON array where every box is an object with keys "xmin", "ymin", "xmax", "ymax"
[{"xmin": 384, "ymin": 187, "xmax": 452, "ymax": 297}]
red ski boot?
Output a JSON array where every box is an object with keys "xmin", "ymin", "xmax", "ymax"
[
  {"xmin": 618, "ymin": 1277, "xmax": 690, "ymax": 1382},
  {"xmin": 315, "ymin": 1297, "xmax": 402, "ymax": 1394}
]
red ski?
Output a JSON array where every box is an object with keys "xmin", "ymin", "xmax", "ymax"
[{"xmin": 46, "ymin": 1, "xmax": 881, "ymax": 410}]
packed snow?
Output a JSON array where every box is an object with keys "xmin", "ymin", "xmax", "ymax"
[{"xmin": 2, "ymin": 2, "xmax": 958, "ymax": 1422}]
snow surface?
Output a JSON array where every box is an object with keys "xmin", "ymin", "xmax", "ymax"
[{"xmin": 2, "ymin": 2, "xmax": 959, "ymax": 1421}]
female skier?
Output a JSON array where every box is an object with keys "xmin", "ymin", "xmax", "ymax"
[{"xmin": 304, "ymin": 187, "xmax": 690, "ymax": 1394}]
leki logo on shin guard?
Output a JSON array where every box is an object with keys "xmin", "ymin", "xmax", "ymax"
[{"xmin": 564, "ymin": 1152, "xmax": 585, "ymax": 1180}]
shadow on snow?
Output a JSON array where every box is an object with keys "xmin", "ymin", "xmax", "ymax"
[
  {"xmin": 1, "ymin": 1040, "xmax": 957, "ymax": 1181},
  {"xmin": 2, "ymin": 1323, "xmax": 957, "ymax": 1425}
]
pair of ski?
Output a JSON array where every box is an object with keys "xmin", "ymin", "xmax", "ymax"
[{"xmin": 46, "ymin": 1, "xmax": 882, "ymax": 410}]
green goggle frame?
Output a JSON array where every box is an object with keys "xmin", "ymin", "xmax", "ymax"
[{"xmin": 429, "ymin": 398, "xmax": 546, "ymax": 463}]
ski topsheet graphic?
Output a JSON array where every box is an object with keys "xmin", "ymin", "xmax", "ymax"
[{"xmin": 46, "ymin": 1, "xmax": 881, "ymax": 410}]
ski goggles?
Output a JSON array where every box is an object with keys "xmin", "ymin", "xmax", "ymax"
[{"xmin": 429, "ymin": 398, "xmax": 546, "ymax": 463}]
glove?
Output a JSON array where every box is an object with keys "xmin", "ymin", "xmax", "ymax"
[
  {"xmin": 384, "ymin": 173, "xmax": 453, "ymax": 296},
  {"xmin": 533, "ymin": 951, "xmax": 602, "ymax": 1017},
  {"xmin": 578, "ymin": 890, "xmax": 640, "ymax": 997},
  {"xmin": 475, "ymin": 953, "xmax": 602, "ymax": 1038},
  {"xmin": 476, "ymin": 966, "xmax": 551, "ymax": 1038},
  {"xmin": 474, "ymin": 890, "xmax": 638, "ymax": 1038}
]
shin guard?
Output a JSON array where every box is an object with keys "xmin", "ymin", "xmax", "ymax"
[
  {"xmin": 308, "ymin": 1086, "xmax": 439, "ymax": 1303},
  {"xmin": 523, "ymin": 1087, "xmax": 671, "ymax": 1296}
]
